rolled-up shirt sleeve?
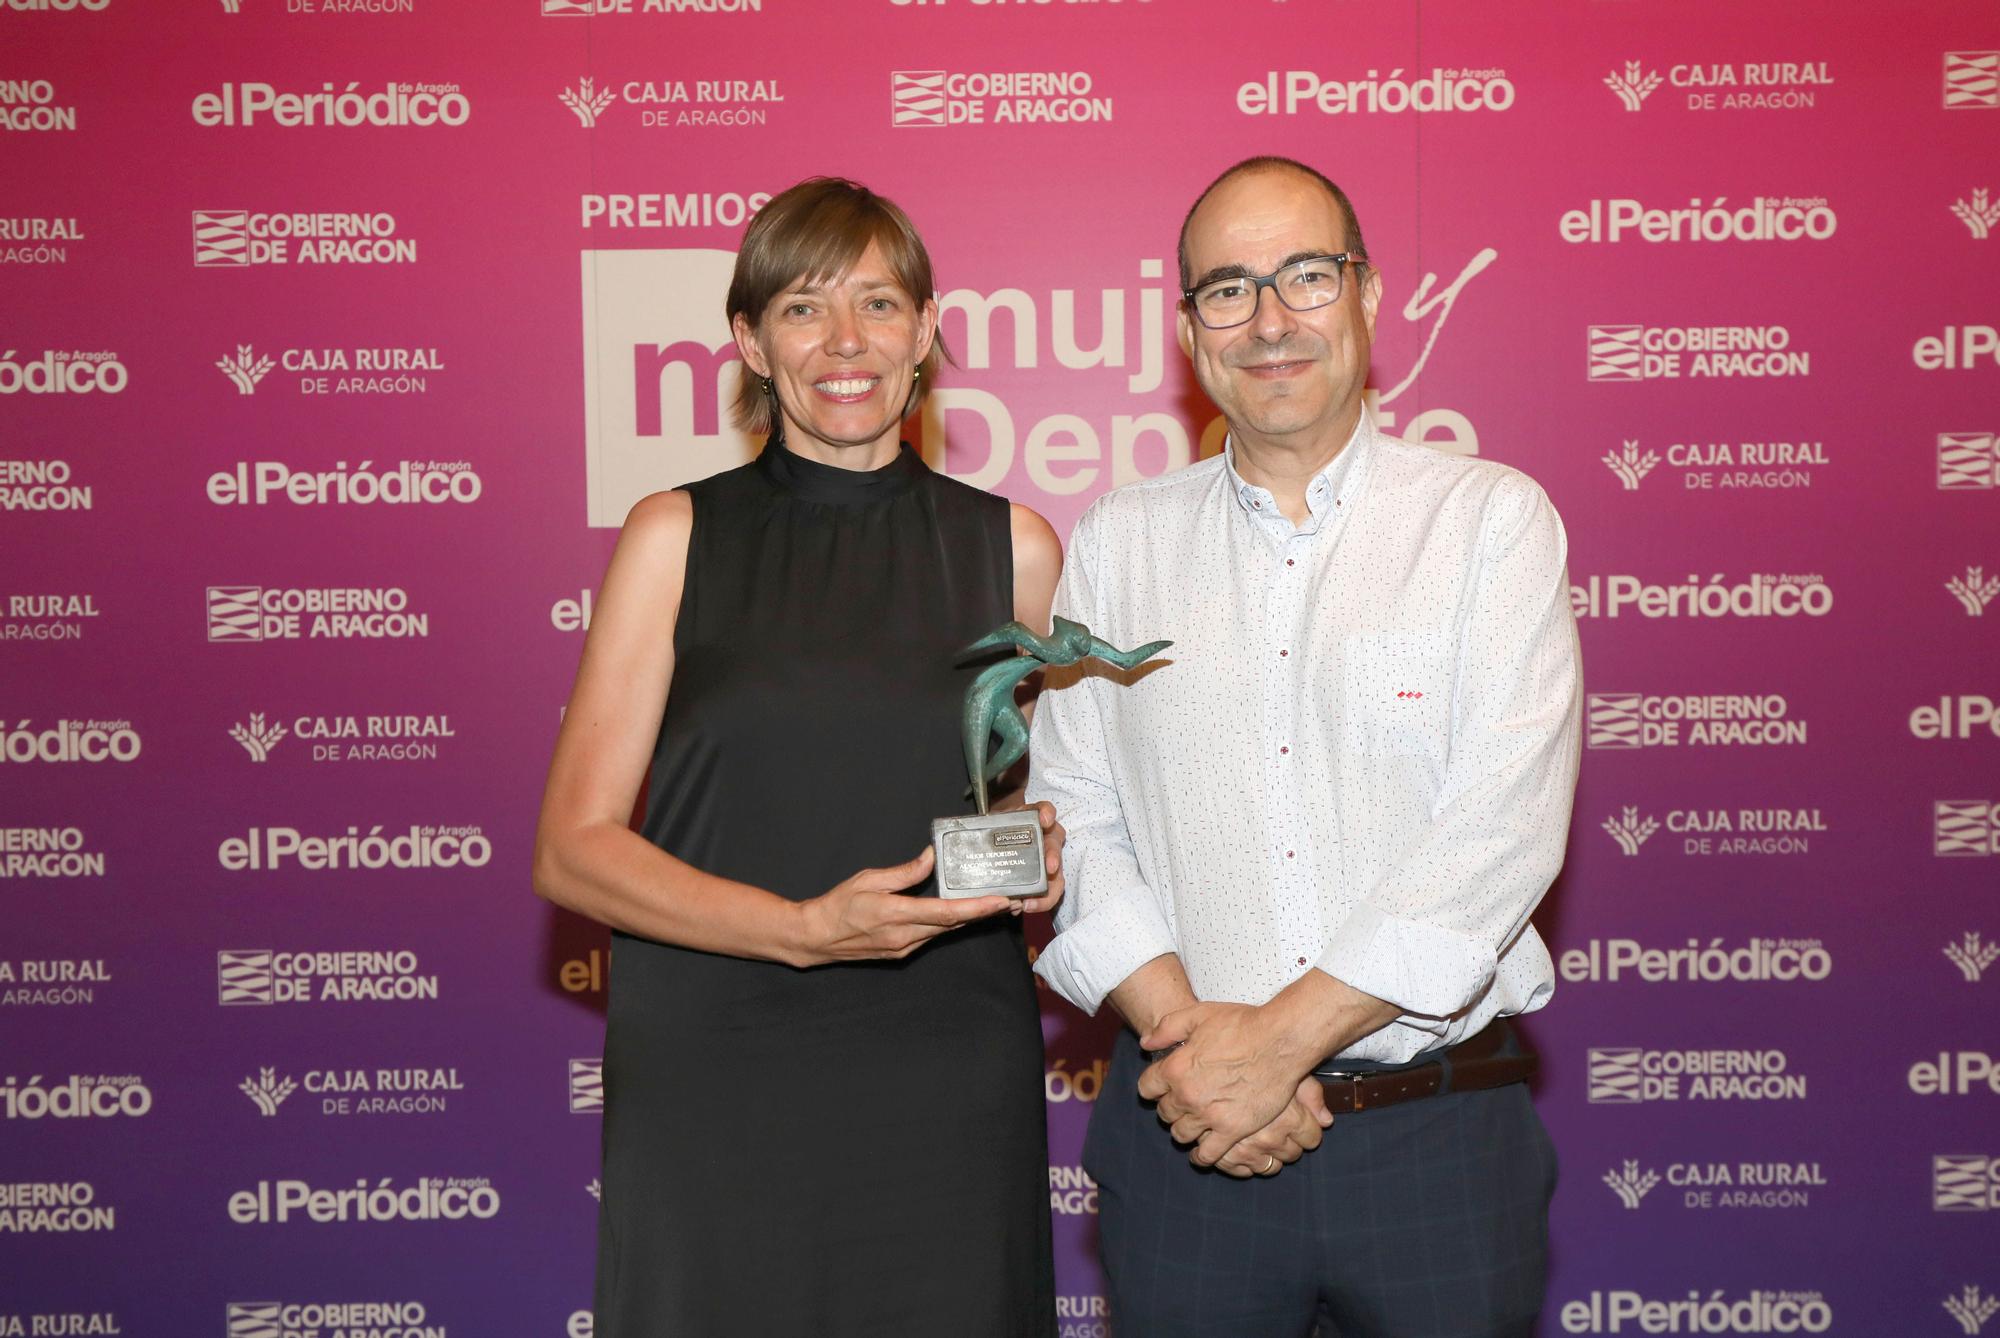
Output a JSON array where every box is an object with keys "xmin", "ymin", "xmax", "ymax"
[
  {"xmin": 1314, "ymin": 476, "xmax": 1582, "ymax": 1019},
  {"xmin": 1027, "ymin": 505, "xmax": 1178, "ymax": 1015}
]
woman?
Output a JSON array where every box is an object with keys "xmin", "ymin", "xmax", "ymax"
[{"xmin": 533, "ymin": 177, "xmax": 1063, "ymax": 1336}]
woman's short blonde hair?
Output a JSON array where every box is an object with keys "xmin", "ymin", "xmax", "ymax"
[{"xmin": 727, "ymin": 177, "xmax": 950, "ymax": 435}]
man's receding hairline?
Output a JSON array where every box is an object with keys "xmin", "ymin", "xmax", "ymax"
[{"xmin": 1178, "ymin": 157, "xmax": 1365, "ymax": 290}]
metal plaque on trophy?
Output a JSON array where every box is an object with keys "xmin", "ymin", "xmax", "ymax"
[{"xmin": 932, "ymin": 617, "xmax": 1171, "ymax": 900}]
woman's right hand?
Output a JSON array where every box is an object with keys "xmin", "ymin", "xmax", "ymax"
[{"xmin": 792, "ymin": 847, "xmax": 1012, "ymax": 966}]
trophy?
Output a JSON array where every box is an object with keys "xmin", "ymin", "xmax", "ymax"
[{"xmin": 932, "ymin": 617, "xmax": 1172, "ymax": 900}]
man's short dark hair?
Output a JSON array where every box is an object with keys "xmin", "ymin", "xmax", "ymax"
[{"xmin": 1177, "ymin": 156, "xmax": 1369, "ymax": 291}]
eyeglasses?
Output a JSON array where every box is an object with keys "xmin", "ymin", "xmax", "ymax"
[{"xmin": 1182, "ymin": 254, "xmax": 1365, "ymax": 330}]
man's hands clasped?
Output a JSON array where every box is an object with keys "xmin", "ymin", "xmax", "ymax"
[{"xmin": 1138, "ymin": 1002, "xmax": 1334, "ymax": 1178}]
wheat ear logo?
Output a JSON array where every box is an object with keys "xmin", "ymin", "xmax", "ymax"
[
  {"xmin": 217, "ymin": 345, "xmax": 274, "ymax": 395},
  {"xmin": 1955, "ymin": 189, "xmax": 2000, "ymax": 240},
  {"xmin": 1602, "ymin": 440, "xmax": 1659, "ymax": 489},
  {"xmin": 1946, "ymin": 931, "xmax": 2000, "ymax": 983},
  {"xmin": 219, "ymin": 0, "xmax": 243, "ymax": 11},
  {"xmin": 1602, "ymin": 806, "xmax": 1658, "ymax": 856},
  {"xmin": 1605, "ymin": 62, "xmax": 1662, "ymax": 112},
  {"xmin": 1948, "ymin": 567, "xmax": 2000, "ymax": 616},
  {"xmin": 240, "ymin": 1068, "xmax": 296, "ymax": 1116},
  {"xmin": 1603, "ymin": 1160, "xmax": 1659, "ymax": 1209},
  {"xmin": 586, "ymin": 1178, "xmax": 602, "ymax": 1201},
  {"xmin": 230, "ymin": 713, "xmax": 287, "ymax": 762},
  {"xmin": 561, "ymin": 78, "xmax": 616, "ymax": 128},
  {"xmin": 1946, "ymin": 1285, "xmax": 2000, "ymax": 1335}
]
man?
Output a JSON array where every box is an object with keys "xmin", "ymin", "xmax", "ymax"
[{"xmin": 1027, "ymin": 157, "xmax": 1582, "ymax": 1337}]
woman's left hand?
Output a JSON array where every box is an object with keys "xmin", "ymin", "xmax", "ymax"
[{"xmin": 1008, "ymin": 800, "xmax": 1065, "ymax": 916}]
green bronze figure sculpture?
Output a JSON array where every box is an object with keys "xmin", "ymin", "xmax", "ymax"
[
  {"xmin": 932, "ymin": 617, "xmax": 1172, "ymax": 900},
  {"xmin": 960, "ymin": 618, "xmax": 1174, "ymax": 816}
]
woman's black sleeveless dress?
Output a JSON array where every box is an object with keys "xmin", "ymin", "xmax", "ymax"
[{"xmin": 593, "ymin": 442, "xmax": 1055, "ymax": 1336}]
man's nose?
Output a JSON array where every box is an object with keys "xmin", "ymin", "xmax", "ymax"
[{"xmin": 1247, "ymin": 282, "xmax": 1299, "ymax": 341}]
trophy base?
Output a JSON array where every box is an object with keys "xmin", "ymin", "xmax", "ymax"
[{"xmin": 930, "ymin": 811, "xmax": 1047, "ymax": 900}]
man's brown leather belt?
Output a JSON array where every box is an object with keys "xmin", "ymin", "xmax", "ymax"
[{"xmin": 1313, "ymin": 1020, "xmax": 1536, "ymax": 1115}]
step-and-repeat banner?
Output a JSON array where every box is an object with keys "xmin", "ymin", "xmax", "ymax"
[{"xmin": 6, "ymin": 1, "xmax": 1997, "ymax": 1334}]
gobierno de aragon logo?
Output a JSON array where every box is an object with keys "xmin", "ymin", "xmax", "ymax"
[
  {"xmin": 890, "ymin": 70, "xmax": 1112, "ymax": 126},
  {"xmin": 206, "ymin": 586, "xmax": 430, "ymax": 641},
  {"xmin": 218, "ymin": 949, "xmax": 439, "ymax": 1005},
  {"xmin": 226, "ymin": 1301, "xmax": 443, "ymax": 1338},
  {"xmin": 193, "ymin": 210, "xmax": 416, "ymax": 266}
]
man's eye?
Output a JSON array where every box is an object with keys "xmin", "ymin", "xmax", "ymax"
[{"xmin": 1205, "ymin": 282, "xmax": 1248, "ymax": 302}]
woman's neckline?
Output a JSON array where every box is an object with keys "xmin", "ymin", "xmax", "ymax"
[{"xmin": 755, "ymin": 439, "xmax": 927, "ymax": 505}]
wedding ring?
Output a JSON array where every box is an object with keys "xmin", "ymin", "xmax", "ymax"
[{"xmin": 1262, "ymin": 1154, "xmax": 1278, "ymax": 1174}]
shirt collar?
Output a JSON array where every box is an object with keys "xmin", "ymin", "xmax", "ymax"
[{"xmin": 1223, "ymin": 413, "xmax": 1374, "ymax": 531}]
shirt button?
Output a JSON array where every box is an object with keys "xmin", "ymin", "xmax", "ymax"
[
  {"xmin": 1279, "ymin": 745, "xmax": 1290, "ymax": 755},
  {"xmin": 1298, "ymin": 956, "xmax": 1308, "ymax": 967},
  {"xmin": 1285, "ymin": 850, "xmax": 1295, "ymax": 859},
  {"xmin": 1252, "ymin": 499, "xmax": 1263, "ymax": 509},
  {"xmin": 1279, "ymin": 648, "xmax": 1289, "ymax": 658},
  {"xmin": 1286, "ymin": 558, "xmax": 1296, "ymax": 567}
]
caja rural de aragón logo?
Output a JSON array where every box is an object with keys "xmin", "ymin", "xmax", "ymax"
[
  {"xmin": 0, "ymin": 958, "xmax": 109, "ymax": 1007},
  {"xmin": 215, "ymin": 343, "xmax": 446, "ymax": 397},
  {"xmin": 0, "ymin": 215, "xmax": 83, "ymax": 266},
  {"xmin": 1603, "ymin": 59, "xmax": 1832, "ymax": 113},
  {"xmin": 1599, "ymin": 438, "xmax": 1829, "ymax": 492},
  {"xmin": 2, "ymin": 593, "xmax": 99, "ymax": 644},
  {"xmin": 561, "ymin": 75, "xmax": 782, "ymax": 127}
]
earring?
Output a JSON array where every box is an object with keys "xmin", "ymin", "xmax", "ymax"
[{"xmin": 761, "ymin": 376, "xmax": 774, "ymax": 396}]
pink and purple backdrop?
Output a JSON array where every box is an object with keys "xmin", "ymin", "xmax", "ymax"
[{"xmin": 6, "ymin": 1, "xmax": 1999, "ymax": 1333}]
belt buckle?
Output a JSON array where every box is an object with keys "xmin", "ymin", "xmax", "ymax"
[{"xmin": 1318, "ymin": 1069, "xmax": 1369, "ymax": 1112}]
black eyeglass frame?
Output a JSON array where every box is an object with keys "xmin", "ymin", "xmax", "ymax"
[{"xmin": 1180, "ymin": 252, "xmax": 1368, "ymax": 330}]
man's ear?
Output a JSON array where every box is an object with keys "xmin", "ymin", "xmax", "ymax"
[{"xmin": 1358, "ymin": 265, "xmax": 1384, "ymax": 342}]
